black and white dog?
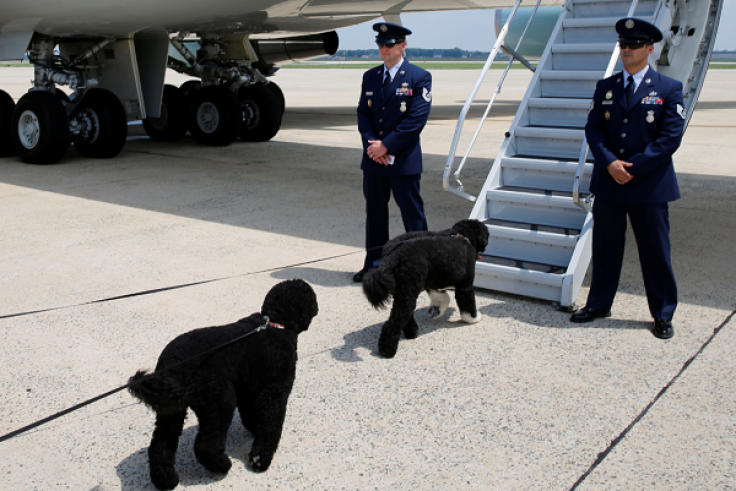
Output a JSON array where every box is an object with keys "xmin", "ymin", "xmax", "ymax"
[{"xmin": 362, "ymin": 219, "xmax": 489, "ymax": 358}]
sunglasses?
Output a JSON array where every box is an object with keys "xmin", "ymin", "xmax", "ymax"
[
  {"xmin": 619, "ymin": 42, "xmax": 648, "ymax": 50},
  {"xmin": 377, "ymin": 42, "xmax": 397, "ymax": 49}
]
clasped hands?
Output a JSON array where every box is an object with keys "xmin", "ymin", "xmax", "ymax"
[
  {"xmin": 367, "ymin": 140, "xmax": 390, "ymax": 165},
  {"xmin": 608, "ymin": 160, "xmax": 634, "ymax": 185}
]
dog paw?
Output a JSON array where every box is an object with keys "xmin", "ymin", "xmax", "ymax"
[
  {"xmin": 198, "ymin": 453, "xmax": 232, "ymax": 475},
  {"xmin": 460, "ymin": 311, "xmax": 482, "ymax": 324},
  {"xmin": 151, "ymin": 468, "xmax": 180, "ymax": 490},
  {"xmin": 403, "ymin": 319, "xmax": 419, "ymax": 339},
  {"xmin": 427, "ymin": 305, "xmax": 440, "ymax": 318},
  {"xmin": 250, "ymin": 453, "xmax": 273, "ymax": 473}
]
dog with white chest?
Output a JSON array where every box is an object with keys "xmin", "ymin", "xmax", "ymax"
[{"xmin": 362, "ymin": 219, "xmax": 489, "ymax": 358}]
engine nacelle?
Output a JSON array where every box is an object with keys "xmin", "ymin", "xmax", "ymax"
[{"xmin": 251, "ymin": 31, "xmax": 339, "ymax": 69}]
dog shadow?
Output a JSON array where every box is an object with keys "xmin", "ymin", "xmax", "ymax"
[
  {"xmin": 329, "ymin": 306, "xmax": 462, "ymax": 362},
  {"xmin": 116, "ymin": 411, "xmax": 255, "ymax": 490}
]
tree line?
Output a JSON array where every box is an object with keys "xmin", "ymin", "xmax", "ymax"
[{"xmin": 324, "ymin": 48, "xmax": 500, "ymax": 60}]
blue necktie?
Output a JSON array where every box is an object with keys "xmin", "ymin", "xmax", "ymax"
[
  {"xmin": 382, "ymin": 71, "xmax": 391, "ymax": 98},
  {"xmin": 625, "ymin": 75, "xmax": 635, "ymax": 105}
]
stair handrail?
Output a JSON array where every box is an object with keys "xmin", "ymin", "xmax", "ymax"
[
  {"xmin": 572, "ymin": 0, "xmax": 662, "ymax": 211},
  {"xmin": 443, "ymin": 0, "xmax": 537, "ymax": 202}
]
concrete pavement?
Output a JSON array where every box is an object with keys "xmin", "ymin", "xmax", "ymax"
[{"xmin": 1, "ymin": 67, "xmax": 735, "ymax": 490}]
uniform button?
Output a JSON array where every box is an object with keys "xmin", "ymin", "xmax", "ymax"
[
  {"xmin": 381, "ymin": 107, "xmax": 385, "ymax": 110},
  {"xmin": 623, "ymin": 118, "xmax": 628, "ymax": 123},
  {"xmin": 619, "ymin": 149, "xmax": 624, "ymax": 153},
  {"xmin": 379, "ymin": 119, "xmax": 383, "ymax": 123},
  {"xmin": 379, "ymin": 131, "xmax": 383, "ymax": 135},
  {"xmin": 621, "ymin": 133, "xmax": 626, "ymax": 138}
]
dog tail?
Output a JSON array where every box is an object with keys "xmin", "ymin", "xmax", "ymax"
[
  {"xmin": 128, "ymin": 369, "xmax": 186, "ymax": 413},
  {"xmin": 362, "ymin": 268, "xmax": 395, "ymax": 309}
]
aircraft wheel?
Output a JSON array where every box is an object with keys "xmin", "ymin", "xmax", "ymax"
[
  {"xmin": 265, "ymin": 82, "xmax": 285, "ymax": 115},
  {"xmin": 72, "ymin": 89, "xmax": 128, "ymax": 159},
  {"xmin": 238, "ymin": 84, "xmax": 282, "ymax": 142},
  {"xmin": 179, "ymin": 80, "xmax": 201, "ymax": 101},
  {"xmin": 143, "ymin": 84, "xmax": 188, "ymax": 141},
  {"xmin": 0, "ymin": 89, "xmax": 16, "ymax": 157},
  {"xmin": 188, "ymin": 86, "xmax": 242, "ymax": 146},
  {"xmin": 12, "ymin": 91, "xmax": 69, "ymax": 165}
]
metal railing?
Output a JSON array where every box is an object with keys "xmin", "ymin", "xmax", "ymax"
[{"xmin": 443, "ymin": 0, "xmax": 543, "ymax": 202}]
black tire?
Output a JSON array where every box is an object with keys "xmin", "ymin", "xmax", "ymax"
[
  {"xmin": 188, "ymin": 86, "xmax": 242, "ymax": 146},
  {"xmin": 238, "ymin": 84, "xmax": 282, "ymax": 142},
  {"xmin": 72, "ymin": 89, "xmax": 128, "ymax": 159},
  {"xmin": 143, "ymin": 84, "xmax": 188, "ymax": 141},
  {"xmin": 179, "ymin": 80, "xmax": 201, "ymax": 101},
  {"xmin": 264, "ymin": 82, "xmax": 285, "ymax": 115},
  {"xmin": 0, "ymin": 89, "xmax": 16, "ymax": 157},
  {"xmin": 12, "ymin": 91, "xmax": 69, "ymax": 165}
]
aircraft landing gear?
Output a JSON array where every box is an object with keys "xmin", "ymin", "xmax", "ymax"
[
  {"xmin": 71, "ymin": 88, "xmax": 128, "ymax": 159},
  {"xmin": 0, "ymin": 90, "xmax": 15, "ymax": 157},
  {"xmin": 12, "ymin": 91, "xmax": 70, "ymax": 165},
  {"xmin": 188, "ymin": 86, "xmax": 243, "ymax": 146},
  {"xmin": 143, "ymin": 84, "xmax": 188, "ymax": 141}
]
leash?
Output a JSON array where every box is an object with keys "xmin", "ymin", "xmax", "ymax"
[
  {"xmin": 0, "ymin": 317, "xmax": 280, "ymax": 443},
  {"xmin": 0, "ymin": 234, "xmax": 456, "ymax": 441}
]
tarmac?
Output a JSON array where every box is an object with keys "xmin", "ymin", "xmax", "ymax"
[{"xmin": 1, "ymin": 66, "xmax": 735, "ymax": 491}]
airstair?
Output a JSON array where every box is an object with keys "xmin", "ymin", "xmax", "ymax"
[{"xmin": 444, "ymin": 0, "xmax": 723, "ymax": 308}]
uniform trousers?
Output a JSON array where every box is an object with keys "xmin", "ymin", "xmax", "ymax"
[
  {"xmin": 362, "ymin": 172, "xmax": 428, "ymax": 270},
  {"xmin": 587, "ymin": 197, "xmax": 677, "ymax": 320}
]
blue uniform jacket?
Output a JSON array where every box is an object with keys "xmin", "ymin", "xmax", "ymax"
[
  {"xmin": 585, "ymin": 66, "xmax": 685, "ymax": 203},
  {"xmin": 357, "ymin": 61, "xmax": 432, "ymax": 176}
]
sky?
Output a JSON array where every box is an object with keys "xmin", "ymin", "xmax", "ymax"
[{"xmin": 335, "ymin": 1, "xmax": 736, "ymax": 52}]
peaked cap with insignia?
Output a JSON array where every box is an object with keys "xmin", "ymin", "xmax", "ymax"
[
  {"xmin": 615, "ymin": 17, "xmax": 663, "ymax": 45},
  {"xmin": 373, "ymin": 22, "xmax": 412, "ymax": 44}
]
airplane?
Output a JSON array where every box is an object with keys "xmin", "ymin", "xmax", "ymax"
[{"xmin": 0, "ymin": 0, "xmax": 567, "ymax": 165}]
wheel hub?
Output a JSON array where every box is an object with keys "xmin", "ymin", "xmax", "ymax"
[
  {"xmin": 241, "ymin": 99, "xmax": 260, "ymax": 129},
  {"xmin": 18, "ymin": 110, "xmax": 40, "ymax": 149},
  {"xmin": 196, "ymin": 102, "xmax": 220, "ymax": 134}
]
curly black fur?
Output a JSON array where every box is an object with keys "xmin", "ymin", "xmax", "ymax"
[
  {"xmin": 362, "ymin": 219, "xmax": 489, "ymax": 358},
  {"xmin": 128, "ymin": 279, "xmax": 318, "ymax": 490}
]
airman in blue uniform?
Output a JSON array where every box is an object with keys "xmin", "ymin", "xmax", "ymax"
[
  {"xmin": 570, "ymin": 18, "xmax": 687, "ymax": 339},
  {"xmin": 353, "ymin": 22, "xmax": 432, "ymax": 282}
]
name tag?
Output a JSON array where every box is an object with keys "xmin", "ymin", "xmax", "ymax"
[
  {"xmin": 602, "ymin": 100, "xmax": 613, "ymax": 105},
  {"xmin": 641, "ymin": 96, "xmax": 663, "ymax": 105},
  {"xmin": 365, "ymin": 91, "xmax": 373, "ymax": 96}
]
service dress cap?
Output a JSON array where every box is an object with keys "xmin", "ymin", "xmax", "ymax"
[
  {"xmin": 615, "ymin": 17, "xmax": 663, "ymax": 45},
  {"xmin": 373, "ymin": 22, "xmax": 412, "ymax": 44}
]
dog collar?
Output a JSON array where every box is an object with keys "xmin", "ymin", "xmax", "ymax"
[
  {"xmin": 452, "ymin": 233, "xmax": 472, "ymax": 246},
  {"xmin": 262, "ymin": 315, "xmax": 285, "ymax": 330}
]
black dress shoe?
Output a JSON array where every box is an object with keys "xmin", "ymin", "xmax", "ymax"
[
  {"xmin": 353, "ymin": 269, "xmax": 368, "ymax": 283},
  {"xmin": 652, "ymin": 318, "xmax": 674, "ymax": 339},
  {"xmin": 569, "ymin": 306, "xmax": 612, "ymax": 323}
]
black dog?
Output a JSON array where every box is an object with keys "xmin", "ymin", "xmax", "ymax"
[
  {"xmin": 128, "ymin": 279, "xmax": 318, "ymax": 490},
  {"xmin": 362, "ymin": 219, "xmax": 489, "ymax": 358}
]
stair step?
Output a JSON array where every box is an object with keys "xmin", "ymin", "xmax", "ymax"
[
  {"xmin": 513, "ymin": 126, "xmax": 586, "ymax": 159},
  {"xmin": 500, "ymin": 156, "xmax": 592, "ymax": 193},
  {"xmin": 570, "ymin": 0, "xmax": 657, "ymax": 19},
  {"xmin": 483, "ymin": 217, "xmax": 581, "ymax": 236},
  {"xmin": 562, "ymin": 17, "xmax": 620, "ymax": 44},
  {"xmin": 550, "ymin": 43, "xmax": 622, "ymax": 71},
  {"xmin": 479, "ymin": 254, "xmax": 567, "ymax": 275},
  {"xmin": 485, "ymin": 187, "xmax": 588, "ymax": 230},
  {"xmin": 527, "ymin": 97, "xmax": 592, "ymax": 128},
  {"xmin": 539, "ymin": 70, "xmax": 604, "ymax": 98}
]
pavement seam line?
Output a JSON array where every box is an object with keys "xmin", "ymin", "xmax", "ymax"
[{"xmin": 569, "ymin": 308, "xmax": 736, "ymax": 490}]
